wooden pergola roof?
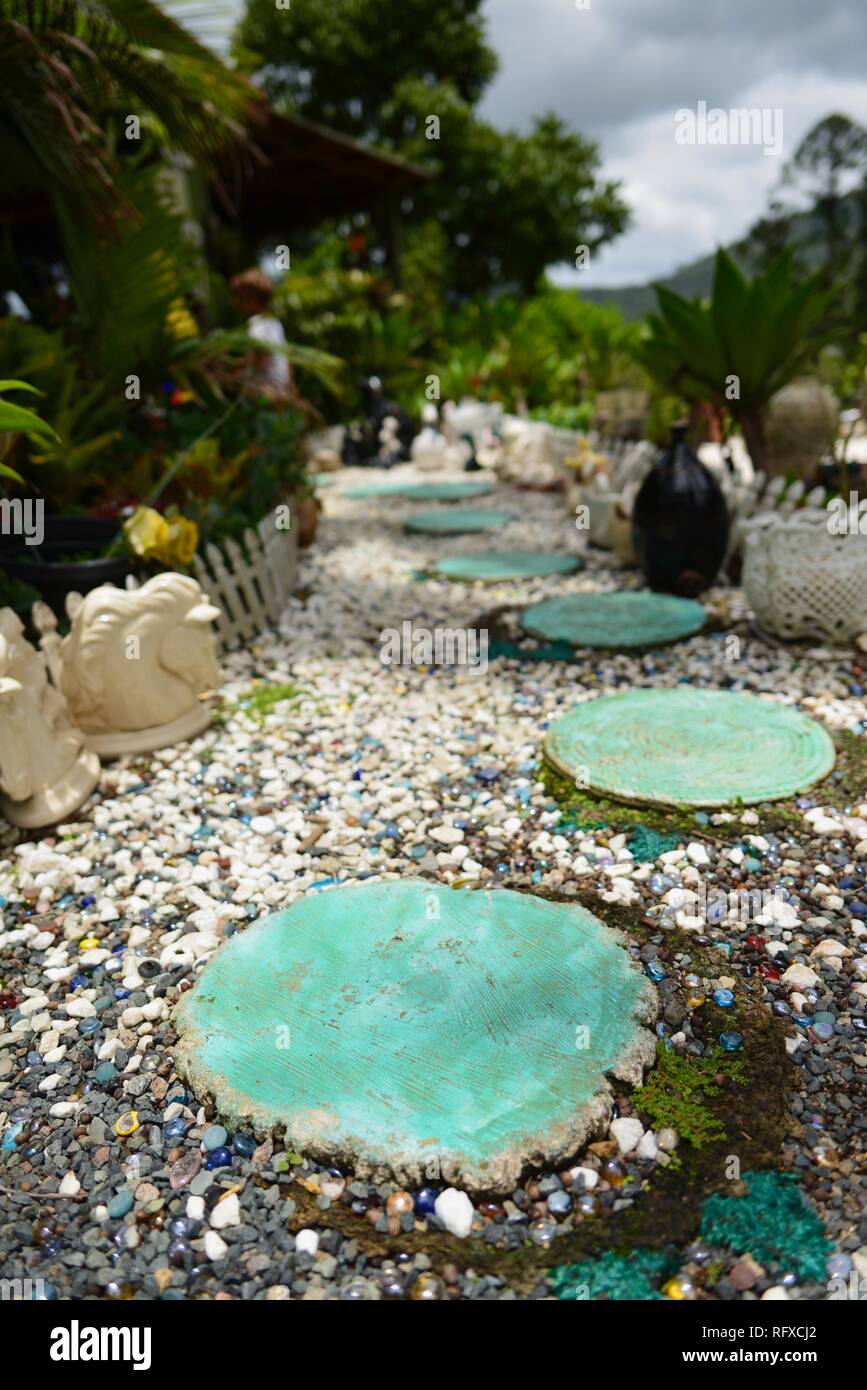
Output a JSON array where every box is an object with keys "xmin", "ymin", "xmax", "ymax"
[{"xmin": 215, "ymin": 107, "xmax": 434, "ymax": 234}]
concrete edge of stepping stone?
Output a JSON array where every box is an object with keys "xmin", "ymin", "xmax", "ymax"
[{"xmin": 172, "ymin": 883, "xmax": 659, "ymax": 1193}]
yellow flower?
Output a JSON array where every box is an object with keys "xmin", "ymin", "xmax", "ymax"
[
  {"xmin": 162, "ymin": 513, "xmax": 199, "ymax": 567},
  {"xmin": 123, "ymin": 505, "xmax": 169, "ymax": 560},
  {"xmin": 165, "ymin": 298, "xmax": 198, "ymax": 340},
  {"xmin": 123, "ymin": 505, "xmax": 198, "ymax": 567}
]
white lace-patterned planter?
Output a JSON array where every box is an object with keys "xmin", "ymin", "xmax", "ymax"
[{"xmin": 741, "ymin": 508, "xmax": 867, "ymax": 644}]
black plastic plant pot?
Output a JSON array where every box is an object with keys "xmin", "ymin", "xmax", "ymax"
[{"xmin": 0, "ymin": 515, "xmax": 137, "ymax": 617}]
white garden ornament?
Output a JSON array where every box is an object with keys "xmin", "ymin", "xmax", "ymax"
[
  {"xmin": 59, "ymin": 573, "xmax": 222, "ymax": 757},
  {"xmin": 0, "ymin": 608, "xmax": 100, "ymax": 828},
  {"xmin": 741, "ymin": 507, "xmax": 867, "ymax": 644}
]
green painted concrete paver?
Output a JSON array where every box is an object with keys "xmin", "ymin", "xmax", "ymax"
[
  {"xmin": 435, "ymin": 551, "xmax": 581, "ymax": 581},
  {"xmin": 545, "ymin": 688, "xmax": 835, "ymax": 808},
  {"xmin": 521, "ymin": 591, "xmax": 706, "ymax": 649},
  {"xmin": 405, "ymin": 509, "xmax": 513, "ymax": 535},
  {"xmin": 174, "ymin": 880, "xmax": 657, "ymax": 1191}
]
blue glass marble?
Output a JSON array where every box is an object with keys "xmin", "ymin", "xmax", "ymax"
[
  {"xmin": 164, "ymin": 1117, "xmax": 189, "ymax": 1141},
  {"xmin": 712, "ymin": 988, "xmax": 735, "ymax": 1008},
  {"xmin": 232, "ymin": 1132, "xmax": 256, "ymax": 1158},
  {"xmin": 415, "ymin": 1187, "xmax": 439, "ymax": 1216},
  {"xmin": 205, "ymin": 1147, "xmax": 232, "ymax": 1169},
  {"xmin": 719, "ymin": 1031, "xmax": 743, "ymax": 1052},
  {"xmin": 645, "ymin": 960, "xmax": 667, "ymax": 982}
]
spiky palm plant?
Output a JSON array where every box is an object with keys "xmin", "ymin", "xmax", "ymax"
[
  {"xmin": 0, "ymin": 0, "xmax": 253, "ymax": 228},
  {"xmin": 637, "ymin": 249, "xmax": 828, "ymax": 468}
]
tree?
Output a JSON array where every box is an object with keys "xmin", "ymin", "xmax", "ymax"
[
  {"xmin": 738, "ymin": 114, "xmax": 867, "ymax": 346},
  {"xmin": 235, "ymin": 0, "xmax": 497, "ymax": 144},
  {"xmin": 784, "ymin": 114, "xmax": 867, "ymax": 269},
  {"xmin": 235, "ymin": 0, "xmax": 628, "ymax": 297}
]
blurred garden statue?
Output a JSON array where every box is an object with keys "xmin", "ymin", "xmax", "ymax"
[
  {"xmin": 230, "ymin": 269, "xmax": 292, "ymax": 404},
  {"xmin": 59, "ymin": 575, "xmax": 223, "ymax": 758},
  {"xmin": 410, "ymin": 404, "xmax": 451, "ymax": 471},
  {"xmin": 0, "ymin": 608, "xmax": 100, "ymax": 829}
]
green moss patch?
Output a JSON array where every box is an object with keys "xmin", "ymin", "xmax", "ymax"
[
  {"xmin": 233, "ymin": 681, "xmax": 313, "ymax": 726},
  {"xmin": 632, "ymin": 1044, "xmax": 746, "ymax": 1150}
]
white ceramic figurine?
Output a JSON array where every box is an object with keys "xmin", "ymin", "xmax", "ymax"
[
  {"xmin": 0, "ymin": 608, "xmax": 100, "ymax": 827},
  {"xmin": 60, "ymin": 573, "xmax": 222, "ymax": 756}
]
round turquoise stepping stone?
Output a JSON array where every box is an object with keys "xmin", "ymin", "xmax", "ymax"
[
  {"xmin": 545, "ymin": 688, "xmax": 835, "ymax": 808},
  {"xmin": 342, "ymin": 482, "xmax": 406, "ymax": 499},
  {"xmin": 174, "ymin": 880, "xmax": 657, "ymax": 1191},
  {"xmin": 405, "ymin": 509, "xmax": 513, "ymax": 535},
  {"xmin": 435, "ymin": 551, "xmax": 581, "ymax": 581},
  {"xmin": 521, "ymin": 591, "xmax": 705, "ymax": 648},
  {"xmin": 399, "ymin": 481, "xmax": 493, "ymax": 501},
  {"xmin": 342, "ymin": 480, "xmax": 492, "ymax": 501}
]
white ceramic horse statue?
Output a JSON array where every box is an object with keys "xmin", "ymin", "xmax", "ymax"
[{"xmin": 59, "ymin": 573, "xmax": 222, "ymax": 757}]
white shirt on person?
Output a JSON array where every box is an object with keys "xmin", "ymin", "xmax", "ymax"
[{"xmin": 247, "ymin": 313, "xmax": 290, "ymax": 389}]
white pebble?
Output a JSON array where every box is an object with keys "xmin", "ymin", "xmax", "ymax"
[
  {"xmin": 636, "ymin": 1129, "xmax": 659, "ymax": 1161},
  {"xmin": 204, "ymin": 1230, "xmax": 228, "ymax": 1261},
  {"xmin": 434, "ymin": 1188, "xmax": 474, "ymax": 1237},
  {"xmin": 209, "ymin": 1193, "xmax": 241, "ymax": 1230},
  {"xmin": 610, "ymin": 1116, "xmax": 645, "ymax": 1154}
]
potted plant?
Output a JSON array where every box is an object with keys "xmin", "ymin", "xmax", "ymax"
[{"xmin": 637, "ymin": 250, "xmax": 829, "ymax": 472}]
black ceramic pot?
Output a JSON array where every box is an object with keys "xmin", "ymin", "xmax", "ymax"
[
  {"xmin": 631, "ymin": 424, "xmax": 729, "ymax": 596},
  {"xmin": 0, "ymin": 515, "xmax": 137, "ymax": 617}
]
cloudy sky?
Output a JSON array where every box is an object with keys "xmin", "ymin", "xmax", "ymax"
[
  {"xmin": 194, "ymin": 0, "xmax": 867, "ymax": 287},
  {"xmin": 480, "ymin": 0, "xmax": 867, "ymax": 286}
]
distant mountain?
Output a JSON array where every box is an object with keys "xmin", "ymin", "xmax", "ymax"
[
  {"xmin": 580, "ymin": 250, "xmax": 721, "ymax": 320},
  {"xmin": 580, "ymin": 190, "xmax": 861, "ymax": 320}
]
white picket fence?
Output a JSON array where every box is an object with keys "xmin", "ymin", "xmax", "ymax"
[{"xmin": 190, "ymin": 506, "xmax": 298, "ymax": 648}]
